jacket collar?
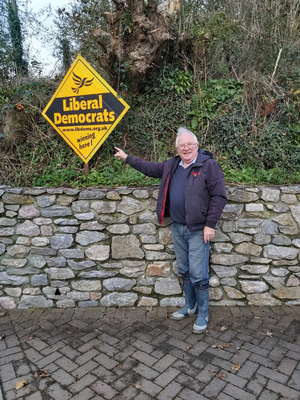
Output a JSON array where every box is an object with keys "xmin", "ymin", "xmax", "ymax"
[{"xmin": 194, "ymin": 149, "xmax": 211, "ymax": 167}]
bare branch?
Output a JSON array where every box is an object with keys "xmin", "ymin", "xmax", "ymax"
[{"xmin": 271, "ymin": 48, "xmax": 283, "ymax": 82}]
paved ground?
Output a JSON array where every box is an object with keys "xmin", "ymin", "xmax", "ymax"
[{"xmin": 1, "ymin": 306, "xmax": 300, "ymax": 400}]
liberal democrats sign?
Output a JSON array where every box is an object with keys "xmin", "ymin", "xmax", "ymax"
[{"xmin": 42, "ymin": 55, "xmax": 130, "ymax": 163}]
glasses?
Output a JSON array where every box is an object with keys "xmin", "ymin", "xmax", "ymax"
[{"xmin": 177, "ymin": 142, "xmax": 198, "ymax": 150}]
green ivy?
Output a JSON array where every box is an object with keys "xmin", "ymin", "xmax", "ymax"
[{"xmin": 188, "ymin": 79, "xmax": 244, "ymax": 130}]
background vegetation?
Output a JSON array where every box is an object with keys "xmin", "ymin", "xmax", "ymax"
[{"xmin": 1, "ymin": 0, "xmax": 300, "ymax": 188}]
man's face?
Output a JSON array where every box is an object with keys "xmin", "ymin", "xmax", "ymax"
[{"xmin": 176, "ymin": 133, "xmax": 199, "ymax": 166}]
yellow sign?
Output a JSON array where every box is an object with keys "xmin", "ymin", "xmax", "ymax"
[{"xmin": 42, "ymin": 55, "xmax": 130, "ymax": 163}]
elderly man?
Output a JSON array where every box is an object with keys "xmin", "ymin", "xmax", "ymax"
[{"xmin": 114, "ymin": 127, "xmax": 227, "ymax": 333}]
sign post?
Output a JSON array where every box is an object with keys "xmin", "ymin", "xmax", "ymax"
[{"xmin": 42, "ymin": 55, "xmax": 130, "ymax": 165}]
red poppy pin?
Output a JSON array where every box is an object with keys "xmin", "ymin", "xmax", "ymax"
[{"xmin": 193, "ymin": 171, "xmax": 200, "ymax": 177}]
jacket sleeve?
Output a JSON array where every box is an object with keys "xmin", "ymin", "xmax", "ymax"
[
  {"xmin": 126, "ymin": 155, "xmax": 165, "ymax": 179},
  {"xmin": 205, "ymin": 160, "xmax": 227, "ymax": 229}
]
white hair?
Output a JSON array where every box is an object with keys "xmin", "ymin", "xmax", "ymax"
[{"xmin": 176, "ymin": 127, "xmax": 198, "ymax": 147}]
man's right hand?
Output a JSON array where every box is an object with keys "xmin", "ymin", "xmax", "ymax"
[{"xmin": 114, "ymin": 146, "xmax": 128, "ymax": 161}]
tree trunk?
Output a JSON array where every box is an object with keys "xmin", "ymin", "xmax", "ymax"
[
  {"xmin": 91, "ymin": 0, "xmax": 173, "ymax": 88},
  {"xmin": 8, "ymin": 0, "xmax": 28, "ymax": 75}
]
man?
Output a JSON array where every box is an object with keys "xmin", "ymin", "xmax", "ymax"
[{"xmin": 114, "ymin": 127, "xmax": 227, "ymax": 333}]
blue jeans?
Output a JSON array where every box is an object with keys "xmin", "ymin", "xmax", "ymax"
[{"xmin": 171, "ymin": 222, "xmax": 210, "ymax": 286}]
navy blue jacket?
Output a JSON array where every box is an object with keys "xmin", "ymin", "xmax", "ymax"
[{"xmin": 126, "ymin": 149, "xmax": 227, "ymax": 231}]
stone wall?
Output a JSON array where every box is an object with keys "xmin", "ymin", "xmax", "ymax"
[{"xmin": 0, "ymin": 185, "xmax": 299, "ymax": 310}]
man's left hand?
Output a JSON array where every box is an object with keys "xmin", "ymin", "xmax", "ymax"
[{"xmin": 204, "ymin": 226, "xmax": 215, "ymax": 243}]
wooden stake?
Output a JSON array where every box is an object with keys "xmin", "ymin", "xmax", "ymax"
[
  {"xmin": 84, "ymin": 163, "xmax": 89, "ymax": 176},
  {"xmin": 271, "ymin": 48, "xmax": 283, "ymax": 81}
]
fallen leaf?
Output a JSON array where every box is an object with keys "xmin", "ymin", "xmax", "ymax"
[
  {"xmin": 0, "ymin": 335, "xmax": 5, "ymax": 340},
  {"xmin": 37, "ymin": 369, "xmax": 50, "ymax": 378},
  {"xmin": 186, "ymin": 344, "xmax": 193, "ymax": 350},
  {"xmin": 134, "ymin": 382, "xmax": 141, "ymax": 389},
  {"xmin": 210, "ymin": 369, "xmax": 218, "ymax": 376},
  {"xmin": 16, "ymin": 380, "xmax": 27, "ymax": 390},
  {"xmin": 224, "ymin": 343, "xmax": 233, "ymax": 348},
  {"xmin": 220, "ymin": 326, "xmax": 227, "ymax": 331},
  {"xmin": 266, "ymin": 331, "xmax": 273, "ymax": 337},
  {"xmin": 236, "ymin": 346, "xmax": 241, "ymax": 350},
  {"xmin": 212, "ymin": 344, "xmax": 223, "ymax": 350},
  {"xmin": 231, "ymin": 363, "xmax": 241, "ymax": 371},
  {"xmin": 216, "ymin": 372, "xmax": 227, "ymax": 380},
  {"xmin": 254, "ymin": 316, "xmax": 260, "ymax": 319},
  {"xmin": 29, "ymin": 335, "xmax": 35, "ymax": 340}
]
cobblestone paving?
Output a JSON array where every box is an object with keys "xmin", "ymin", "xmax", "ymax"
[{"xmin": 1, "ymin": 306, "xmax": 300, "ymax": 400}]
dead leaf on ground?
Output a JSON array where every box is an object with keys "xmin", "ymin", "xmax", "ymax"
[
  {"xmin": 212, "ymin": 344, "xmax": 223, "ymax": 350},
  {"xmin": 220, "ymin": 326, "xmax": 227, "ymax": 331},
  {"xmin": 28, "ymin": 335, "xmax": 35, "ymax": 340},
  {"xmin": 0, "ymin": 335, "xmax": 5, "ymax": 340},
  {"xmin": 224, "ymin": 343, "xmax": 233, "ymax": 348},
  {"xmin": 134, "ymin": 382, "xmax": 141, "ymax": 389},
  {"xmin": 231, "ymin": 363, "xmax": 241, "ymax": 371},
  {"xmin": 186, "ymin": 344, "xmax": 193, "ymax": 350},
  {"xmin": 37, "ymin": 369, "xmax": 50, "ymax": 378},
  {"xmin": 15, "ymin": 103, "xmax": 25, "ymax": 111},
  {"xmin": 266, "ymin": 331, "xmax": 273, "ymax": 337},
  {"xmin": 15, "ymin": 380, "xmax": 27, "ymax": 390},
  {"xmin": 216, "ymin": 372, "xmax": 228, "ymax": 380},
  {"xmin": 254, "ymin": 316, "xmax": 260, "ymax": 319},
  {"xmin": 209, "ymin": 369, "xmax": 218, "ymax": 376}
]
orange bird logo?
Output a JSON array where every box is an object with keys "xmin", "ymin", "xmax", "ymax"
[{"xmin": 71, "ymin": 72, "xmax": 94, "ymax": 94}]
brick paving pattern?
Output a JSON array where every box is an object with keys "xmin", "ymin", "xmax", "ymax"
[{"xmin": 0, "ymin": 306, "xmax": 300, "ymax": 399}]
